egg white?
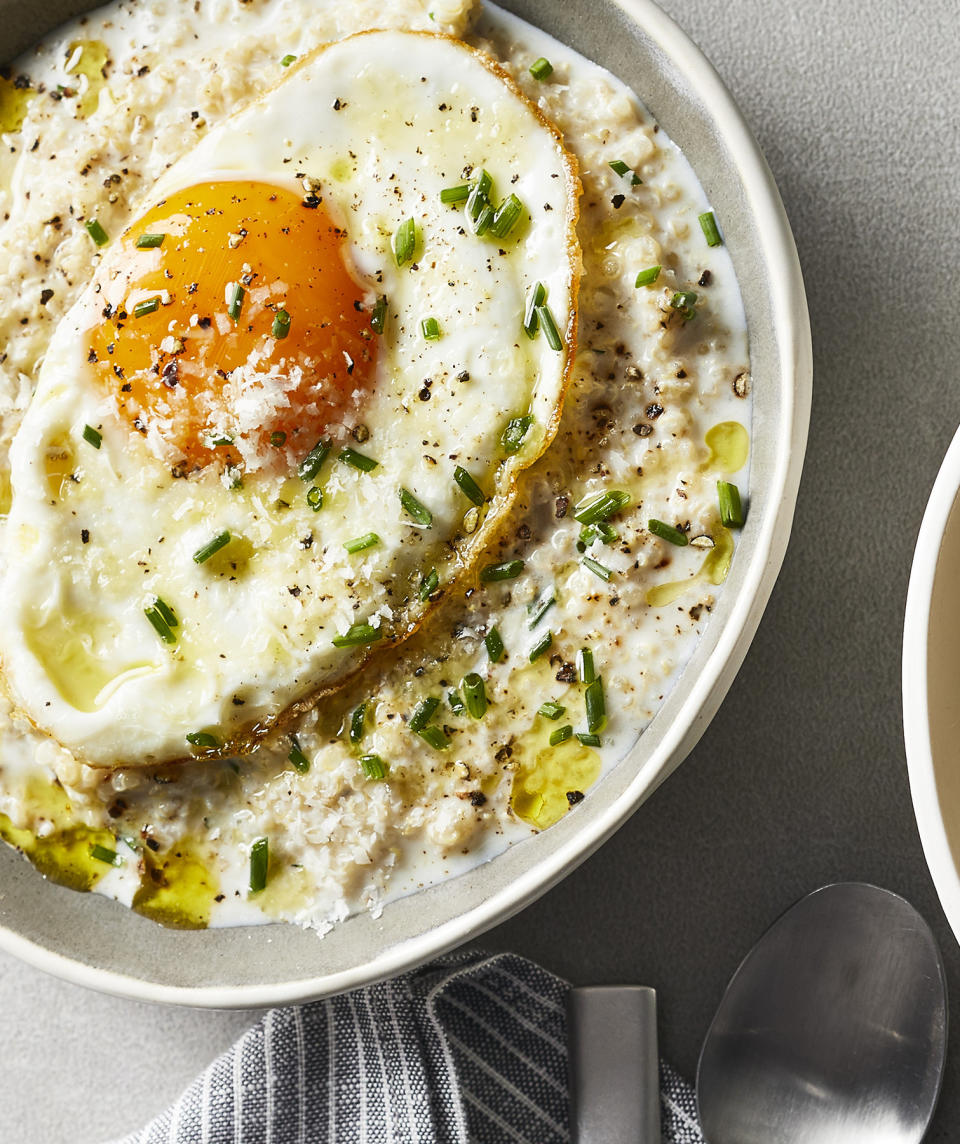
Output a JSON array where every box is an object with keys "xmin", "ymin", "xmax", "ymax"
[{"xmin": 0, "ymin": 29, "xmax": 580, "ymax": 768}]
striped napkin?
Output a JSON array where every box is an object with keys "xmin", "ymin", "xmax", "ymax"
[{"xmin": 108, "ymin": 951, "xmax": 704, "ymax": 1143}]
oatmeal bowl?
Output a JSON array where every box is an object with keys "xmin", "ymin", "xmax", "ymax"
[{"xmin": 0, "ymin": 0, "xmax": 811, "ymax": 1003}]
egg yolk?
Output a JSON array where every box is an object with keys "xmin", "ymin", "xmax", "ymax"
[{"xmin": 87, "ymin": 180, "xmax": 376, "ymax": 472}]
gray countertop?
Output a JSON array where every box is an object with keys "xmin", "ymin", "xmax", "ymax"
[{"xmin": 3, "ymin": 0, "xmax": 960, "ymax": 1140}]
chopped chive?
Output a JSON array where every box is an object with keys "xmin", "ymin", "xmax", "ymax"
[
  {"xmin": 549, "ymin": 724, "xmax": 573, "ymax": 746},
  {"xmin": 417, "ymin": 725, "xmax": 450, "ymax": 750},
  {"xmin": 718, "ymin": 480, "xmax": 744, "ymax": 528},
  {"xmin": 635, "ymin": 265, "xmax": 661, "ymax": 288},
  {"xmin": 577, "ymin": 647, "xmax": 596, "ymax": 684},
  {"xmin": 393, "ymin": 217, "xmax": 417, "ymax": 266},
  {"xmin": 371, "ymin": 294, "xmax": 387, "ymax": 334},
  {"xmin": 133, "ymin": 296, "xmax": 161, "ymax": 318},
  {"xmin": 349, "ymin": 702, "xmax": 367, "ymax": 744},
  {"xmin": 208, "ymin": 434, "xmax": 234, "ymax": 447},
  {"xmin": 409, "ymin": 696, "xmax": 440, "ymax": 733},
  {"xmin": 535, "ymin": 303, "xmax": 563, "ymax": 351},
  {"xmin": 473, "ymin": 202, "xmax": 495, "ymax": 236},
  {"xmin": 538, "ymin": 700, "xmax": 566, "ymax": 721},
  {"xmin": 699, "ymin": 210, "xmax": 722, "ymax": 247},
  {"xmin": 609, "ymin": 159, "xmax": 642, "ymax": 186},
  {"xmin": 332, "ymin": 622, "xmax": 382, "ymax": 648},
  {"xmin": 135, "ymin": 232, "xmax": 165, "ymax": 249},
  {"xmin": 187, "ymin": 731, "xmax": 220, "ymax": 748},
  {"xmin": 501, "ymin": 414, "xmax": 534, "ymax": 454},
  {"xmin": 280, "ymin": 53, "xmax": 297, "ymax": 66},
  {"xmin": 530, "ymin": 56, "xmax": 553, "ymax": 80},
  {"xmin": 582, "ymin": 556, "xmax": 614, "ymax": 582},
  {"xmin": 580, "ymin": 522, "xmax": 619, "ymax": 548},
  {"xmin": 193, "ymin": 530, "xmax": 231, "ymax": 564},
  {"xmin": 153, "ymin": 597, "xmax": 178, "ymax": 629},
  {"xmin": 529, "ymin": 630, "xmax": 553, "ymax": 662},
  {"xmin": 528, "ymin": 593, "xmax": 555, "ymax": 629},
  {"xmin": 306, "ymin": 486, "xmax": 323, "ymax": 511},
  {"xmin": 400, "ymin": 487, "xmax": 433, "ymax": 527},
  {"xmin": 298, "ymin": 438, "xmax": 331, "ymax": 481},
  {"xmin": 454, "ymin": 466, "xmax": 484, "ymax": 506},
  {"xmin": 288, "ymin": 736, "xmax": 310, "ymax": 774},
  {"xmin": 670, "ymin": 290, "xmax": 698, "ymax": 321},
  {"xmin": 485, "ymin": 627, "xmax": 505, "ymax": 662},
  {"xmin": 490, "ymin": 194, "xmax": 524, "ymax": 239},
  {"xmin": 585, "ymin": 677, "xmax": 606, "ymax": 733},
  {"xmin": 144, "ymin": 605, "xmax": 177, "ymax": 645},
  {"xmin": 448, "ymin": 689, "xmax": 466, "ymax": 715},
  {"xmin": 85, "ymin": 218, "xmax": 109, "ymax": 246},
  {"xmin": 577, "ymin": 732, "xmax": 602, "ymax": 747},
  {"xmin": 272, "ymin": 308, "xmax": 291, "ymax": 338},
  {"xmin": 360, "ymin": 754, "xmax": 388, "ymax": 780},
  {"xmin": 227, "ymin": 282, "xmax": 245, "ymax": 321},
  {"xmin": 270, "ymin": 430, "xmax": 286, "ymax": 448},
  {"xmin": 82, "ymin": 424, "xmax": 102, "ymax": 449},
  {"xmin": 338, "ymin": 447, "xmax": 378, "ymax": 473},
  {"xmin": 648, "ymin": 518, "xmax": 688, "ymax": 546},
  {"xmin": 480, "ymin": 559, "xmax": 525, "ymax": 582},
  {"xmin": 419, "ymin": 568, "xmax": 439, "ymax": 601},
  {"xmin": 421, "ymin": 316, "xmax": 441, "ymax": 341},
  {"xmin": 91, "ymin": 843, "xmax": 120, "ymax": 866},
  {"xmin": 249, "ymin": 837, "xmax": 268, "ymax": 893},
  {"xmin": 573, "ymin": 490, "xmax": 630, "ymax": 526},
  {"xmin": 523, "ymin": 282, "xmax": 546, "ymax": 339},
  {"xmin": 344, "ymin": 531, "xmax": 380, "ymax": 554},
  {"xmin": 461, "ymin": 673, "xmax": 487, "ymax": 719},
  {"xmin": 440, "ymin": 183, "xmax": 471, "ymax": 204},
  {"xmin": 466, "ymin": 169, "xmax": 493, "ymax": 222}
]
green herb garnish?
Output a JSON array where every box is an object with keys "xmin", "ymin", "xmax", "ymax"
[
  {"xmin": 485, "ymin": 627, "xmax": 505, "ymax": 662},
  {"xmin": 298, "ymin": 438, "xmax": 331, "ymax": 481},
  {"xmin": 529, "ymin": 57, "xmax": 553, "ymax": 81},
  {"xmin": 634, "ymin": 265, "xmax": 661, "ymax": 288},
  {"xmin": 272, "ymin": 308, "xmax": 291, "ymax": 338},
  {"xmin": 85, "ymin": 219, "xmax": 109, "ymax": 246},
  {"xmin": 193, "ymin": 531, "xmax": 231, "ymax": 564},
  {"xmin": 400, "ymin": 487, "xmax": 433, "ymax": 527},
  {"xmin": 82, "ymin": 424, "xmax": 102, "ymax": 449},
  {"xmin": 393, "ymin": 217, "xmax": 417, "ymax": 266},
  {"xmin": 360, "ymin": 754, "xmax": 388, "ymax": 780},
  {"xmin": 332, "ymin": 622, "xmax": 382, "ymax": 648},
  {"xmin": 648, "ymin": 519, "xmax": 688, "ymax": 546},
  {"xmin": 549, "ymin": 724, "xmax": 573, "ymax": 746},
  {"xmin": 699, "ymin": 210, "xmax": 722, "ymax": 247},
  {"xmin": 338, "ymin": 447, "xmax": 378, "ymax": 473},
  {"xmin": 344, "ymin": 532, "xmax": 380, "ymax": 554},
  {"xmin": 717, "ymin": 480, "xmax": 744, "ymax": 528},
  {"xmin": 249, "ymin": 837, "xmax": 268, "ymax": 893},
  {"xmin": 480, "ymin": 560, "xmax": 525, "ymax": 582},
  {"xmin": 461, "ymin": 673, "xmax": 487, "ymax": 719},
  {"xmin": 135, "ymin": 233, "xmax": 165, "ymax": 249},
  {"xmin": 454, "ymin": 466, "xmax": 484, "ymax": 506}
]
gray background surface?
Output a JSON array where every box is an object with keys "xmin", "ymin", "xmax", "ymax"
[{"xmin": 2, "ymin": 0, "xmax": 959, "ymax": 1140}]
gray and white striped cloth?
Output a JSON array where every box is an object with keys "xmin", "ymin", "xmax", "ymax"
[{"xmin": 108, "ymin": 951, "xmax": 705, "ymax": 1143}]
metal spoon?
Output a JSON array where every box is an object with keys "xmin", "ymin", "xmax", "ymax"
[{"xmin": 696, "ymin": 882, "xmax": 947, "ymax": 1144}]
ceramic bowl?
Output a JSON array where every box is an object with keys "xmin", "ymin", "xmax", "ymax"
[
  {"xmin": 904, "ymin": 427, "xmax": 960, "ymax": 944},
  {"xmin": 0, "ymin": 0, "xmax": 812, "ymax": 1005}
]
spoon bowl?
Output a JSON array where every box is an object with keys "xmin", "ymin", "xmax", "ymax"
[{"xmin": 696, "ymin": 883, "xmax": 947, "ymax": 1144}]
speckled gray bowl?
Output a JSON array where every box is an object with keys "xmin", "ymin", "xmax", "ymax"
[{"xmin": 0, "ymin": 0, "xmax": 811, "ymax": 1005}]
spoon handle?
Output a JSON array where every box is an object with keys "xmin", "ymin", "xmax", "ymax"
[{"xmin": 568, "ymin": 986, "xmax": 660, "ymax": 1143}]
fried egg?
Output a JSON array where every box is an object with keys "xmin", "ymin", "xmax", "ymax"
[{"xmin": 0, "ymin": 29, "xmax": 580, "ymax": 769}]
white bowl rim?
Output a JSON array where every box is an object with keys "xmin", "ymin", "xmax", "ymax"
[
  {"xmin": 903, "ymin": 424, "xmax": 960, "ymax": 940},
  {"xmin": 0, "ymin": 0, "xmax": 813, "ymax": 1007}
]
